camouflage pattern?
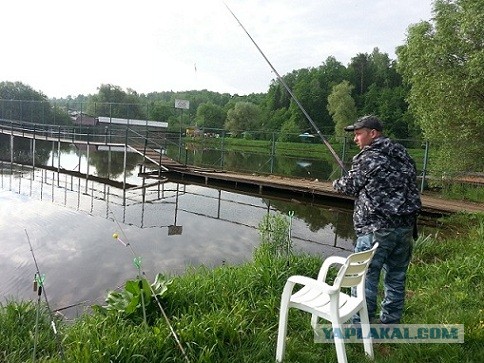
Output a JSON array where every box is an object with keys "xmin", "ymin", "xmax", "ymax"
[{"xmin": 333, "ymin": 136, "xmax": 421, "ymax": 235}]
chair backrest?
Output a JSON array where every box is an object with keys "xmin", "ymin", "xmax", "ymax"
[{"xmin": 333, "ymin": 243, "xmax": 379, "ymax": 289}]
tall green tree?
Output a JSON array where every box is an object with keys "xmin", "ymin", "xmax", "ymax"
[
  {"xmin": 148, "ymin": 100, "xmax": 176, "ymax": 125},
  {"xmin": 265, "ymin": 82, "xmax": 289, "ymax": 111},
  {"xmin": 362, "ymin": 84, "xmax": 414, "ymax": 139},
  {"xmin": 225, "ymin": 101, "xmax": 261, "ymax": 136},
  {"xmin": 327, "ymin": 81, "xmax": 357, "ymax": 137},
  {"xmin": 289, "ymin": 68, "xmax": 325, "ymax": 131},
  {"xmin": 0, "ymin": 81, "xmax": 70, "ymax": 125},
  {"xmin": 278, "ymin": 117, "xmax": 300, "ymax": 142},
  {"xmin": 86, "ymin": 84, "xmax": 146, "ymax": 119},
  {"xmin": 263, "ymin": 108, "xmax": 291, "ymax": 132},
  {"xmin": 397, "ymin": 0, "xmax": 484, "ymax": 173},
  {"xmin": 348, "ymin": 53, "xmax": 372, "ymax": 97},
  {"xmin": 316, "ymin": 56, "xmax": 349, "ymax": 132},
  {"xmin": 368, "ymin": 48, "xmax": 402, "ymax": 88},
  {"xmin": 195, "ymin": 102, "xmax": 226, "ymax": 129}
]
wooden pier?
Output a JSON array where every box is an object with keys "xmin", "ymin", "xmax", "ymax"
[
  {"xmin": 140, "ymin": 161, "xmax": 484, "ymax": 217},
  {"xmin": 2, "ymin": 121, "xmax": 482, "ymax": 217}
]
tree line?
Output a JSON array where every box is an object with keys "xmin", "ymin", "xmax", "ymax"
[
  {"xmin": 0, "ymin": 0, "xmax": 482, "ymax": 175},
  {"xmin": 0, "ymin": 47, "xmax": 414, "ymax": 139}
]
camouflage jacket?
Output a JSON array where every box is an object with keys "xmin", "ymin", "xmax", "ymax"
[{"xmin": 333, "ymin": 136, "xmax": 421, "ymax": 235}]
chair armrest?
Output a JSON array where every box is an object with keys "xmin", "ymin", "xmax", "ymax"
[
  {"xmin": 318, "ymin": 256, "xmax": 347, "ymax": 282},
  {"xmin": 322, "ymin": 256, "xmax": 347, "ymax": 266},
  {"xmin": 286, "ymin": 275, "xmax": 339, "ymax": 295}
]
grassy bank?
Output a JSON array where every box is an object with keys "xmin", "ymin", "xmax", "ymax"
[
  {"xmin": 184, "ymin": 135, "xmax": 426, "ymax": 164},
  {"xmin": 1, "ymin": 213, "xmax": 483, "ymax": 362}
]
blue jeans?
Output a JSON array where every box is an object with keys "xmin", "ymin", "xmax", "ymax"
[{"xmin": 353, "ymin": 228, "xmax": 413, "ymax": 324}]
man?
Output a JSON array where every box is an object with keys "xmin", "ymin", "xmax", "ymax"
[{"xmin": 333, "ymin": 115, "xmax": 421, "ymax": 324}]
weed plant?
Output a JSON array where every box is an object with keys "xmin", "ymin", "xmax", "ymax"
[{"xmin": 1, "ymin": 213, "xmax": 483, "ymax": 362}]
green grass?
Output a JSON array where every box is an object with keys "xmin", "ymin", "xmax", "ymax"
[
  {"xmin": 1, "ymin": 213, "xmax": 483, "ymax": 362},
  {"xmin": 441, "ymin": 183, "xmax": 484, "ymax": 204},
  {"xmin": 0, "ymin": 300, "xmax": 62, "ymax": 362}
]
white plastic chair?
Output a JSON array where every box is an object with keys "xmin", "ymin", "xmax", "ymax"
[{"xmin": 276, "ymin": 243, "xmax": 379, "ymax": 363}]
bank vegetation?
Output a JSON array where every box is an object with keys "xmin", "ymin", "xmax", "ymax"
[{"xmin": 1, "ymin": 212, "xmax": 483, "ymax": 362}]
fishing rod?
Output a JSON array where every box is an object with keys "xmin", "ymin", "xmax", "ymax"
[
  {"xmin": 113, "ymin": 232, "xmax": 148, "ymax": 324},
  {"xmin": 224, "ymin": 2, "xmax": 347, "ymax": 173},
  {"xmin": 25, "ymin": 229, "xmax": 65, "ymax": 362},
  {"xmin": 109, "ymin": 211, "xmax": 190, "ymax": 363}
]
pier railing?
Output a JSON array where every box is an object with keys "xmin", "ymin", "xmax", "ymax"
[
  {"xmin": 0, "ymin": 118, "xmax": 180, "ymax": 149},
  {"xmin": 0, "ymin": 118, "xmax": 436, "ymax": 191}
]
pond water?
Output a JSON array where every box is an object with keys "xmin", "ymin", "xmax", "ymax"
[{"xmin": 0, "ymin": 147, "xmax": 356, "ymax": 318}]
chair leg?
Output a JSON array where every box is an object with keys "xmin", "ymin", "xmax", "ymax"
[
  {"xmin": 332, "ymin": 323, "xmax": 348, "ymax": 363},
  {"xmin": 276, "ymin": 304, "xmax": 290, "ymax": 362},
  {"xmin": 359, "ymin": 306, "xmax": 374, "ymax": 359},
  {"xmin": 311, "ymin": 314, "xmax": 318, "ymax": 329}
]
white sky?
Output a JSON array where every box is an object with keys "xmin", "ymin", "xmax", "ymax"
[{"xmin": 0, "ymin": 0, "xmax": 433, "ymax": 99}]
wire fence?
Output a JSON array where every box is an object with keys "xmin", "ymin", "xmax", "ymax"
[
  {"xmin": 0, "ymin": 118, "xmax": 435, "ymax": 191},
  {"xmin": 2, "ymin": 99, "xmax": 481, "ymax": 192}
]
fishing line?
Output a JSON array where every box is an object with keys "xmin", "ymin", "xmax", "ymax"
[
  {"xmin": 109, "ymin": 209, "xmax": 190, "ymax": 363},
  {"xmin": 25, "ymin": 229, "xmax": 65, "ymax": 362},
  {"xmin": 53, "ymin": 300, "xmax": 90, "ymax": 313},
  {"xmin": 224, "ymin": 2, "xmax": 347, "ymax": 173},
  {"xmin": 287, "ymin": 211, "xmax": 294, "ymax": 261}
]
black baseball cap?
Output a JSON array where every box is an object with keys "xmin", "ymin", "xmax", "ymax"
[{"xmin": 344, "ymin": 115, "xmax": 383, "ymax": 132}]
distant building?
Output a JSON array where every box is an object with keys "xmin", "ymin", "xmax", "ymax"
[
  {"xmin": 98, "ymin": 116, "xmax": 168, "ymax": 128},
  {"xmin": 69, "ymin": 110, "xmax": 97, "ymax": 126},
  {"xmin": 67, "ymin": 110, "xmax": 169, "ymax": 129}
]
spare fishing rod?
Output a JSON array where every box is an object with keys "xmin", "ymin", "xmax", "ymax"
[
  {"xmin": 25, "ymin": 229, "xmax": 65, "ymax": 362},
  {"xmin": 109, "ymin": 210, "xmax": 190, "ymax": 363},
  {"xmin": 224, "ymin": 2, "xmax": 347, "ymax": 173}
]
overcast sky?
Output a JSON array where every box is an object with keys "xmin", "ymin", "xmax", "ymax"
[{"xmin": 0, "ymin": 0, "xmax": 433, "ymax": 99}]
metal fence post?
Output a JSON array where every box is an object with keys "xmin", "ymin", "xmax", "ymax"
[
  {"xmin": 10, "ymin": 130, "xmax": 14, "ymax": 165},
  {"xmin": 220, "ymin": 130, "xmax": 225, "ymax": 168},
  {"xmin": 270, "ymin": 132, "xmax": 276, "ymax": 174},
  {"xmin": 421, "ymin": 141, "xmax": 429, "ymax": 192},
  {"xmin": 341, "ymin": 136, "xmax": 347, "ymax": 177}
]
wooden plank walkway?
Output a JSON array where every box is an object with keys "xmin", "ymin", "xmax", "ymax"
[
  {"xmin": 4, "ymin": 126, "xmax": 481, "ymax": 216},
  {"xmin": 141, "ymin": 162, "xmax": 484, "ymax": 217}
]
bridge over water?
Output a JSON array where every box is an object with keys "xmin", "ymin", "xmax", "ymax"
[{"xmin": 0, "ymin": 118, "xmax": 176, "ymax": 171}]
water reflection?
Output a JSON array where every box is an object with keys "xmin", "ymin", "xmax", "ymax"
[
  {"xmin": 0, "ymin": 131, "xmax": 341, "ymax": 183},
  {"xmin": 0, "ymin": 149, "xmax": 356, "ymax": 318},
  {"xmin": 0, "ymin": 134, "xmax": 143, "ymax": 180},
  {"xmin": 179, "ymin": 146, "xmax": 336, "ymax": 181}
]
